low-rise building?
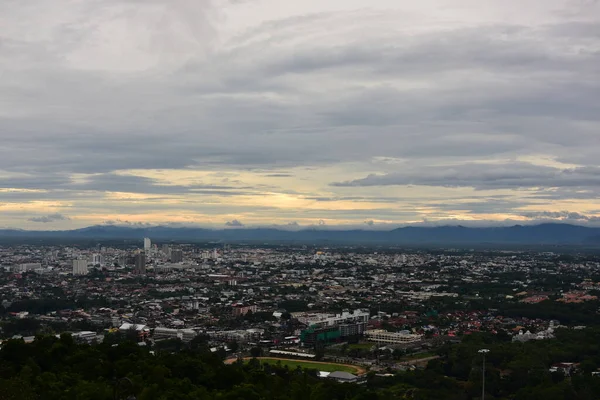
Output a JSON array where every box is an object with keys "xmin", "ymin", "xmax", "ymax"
[
  {"xmin": 365, "ymin": 329, "xmax": 422, "ymax": 344},
  {"xmin": 328, "ymin": 371, "xmax": 363, "ymax": 383},
  {"xmin": 232, "ymin": 304, "xmax": 257, "ymax": 317}
]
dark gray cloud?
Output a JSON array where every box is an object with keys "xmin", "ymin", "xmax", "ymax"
[
  {"xmin": 225, "ymin": 219, "xmax": 244, "ymax": 227},
  {"xmin": 529, "ymin": 187, "xmax": 600, "ymax": 200},
  {"xmin": 28, "ymin": 213, "xmax": 70, "ymax": 223},
  {"xmin": 264, "ymin": 174, "xmax": 294, "ymax": 178},
  {"xmin": 1, "ymin": 11, "xmax": 598, "ymax": 176},
  {"xmin": 71, "ymin": 174, "xmax": 248, "ymax": 195},
  {"xmin": 101, "ymin": 219, "xmax": 153, "ymax": 227},
  {"xmin": 427, "ymin": 198, "xmax": 541, "ymax": 214},
  {"xmin": 0, "ymin": 172, "xmax": 254, "ymax": 197},
  {"xmin": 520, "ymin": 210, "xmax": 600, "ymax": 222},
  {"xmin": 0, "ymin": 175, "xmax": 71, "ymax": 189},
  {"xmin": 332, "ymin": 163, "xmax": 600, "ymax": 190}
]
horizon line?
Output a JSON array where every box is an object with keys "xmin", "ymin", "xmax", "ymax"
[{"xmin": 1, "ymin": 221, "xmax": 599, "ymax": 232}]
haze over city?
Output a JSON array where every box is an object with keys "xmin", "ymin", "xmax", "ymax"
[{"xmin": 1, "ymin": 0, "xmax": 599, "ymax": 229}]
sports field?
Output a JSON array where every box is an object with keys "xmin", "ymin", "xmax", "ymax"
[{"xmin": 234, "ymin": 357, "xmax": 364, "ymax": 374}]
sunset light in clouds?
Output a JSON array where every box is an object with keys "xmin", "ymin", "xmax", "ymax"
[{"xmin": 1, "ymin": 0, "xmax": 599, "ymax": 229}]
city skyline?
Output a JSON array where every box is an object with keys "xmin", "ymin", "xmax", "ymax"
[{"xmin": 1, "ymin": 0, "xmax": 599, "ymax": 229}]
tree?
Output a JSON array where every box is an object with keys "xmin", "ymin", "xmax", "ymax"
[
  {"xmin": 154, "ymin": 338, "xmax": 183, "ymax": 353},
  {"xmin": 0, "ymin": 379, "xmax": 38, "ymax": 400},
  {"xmin": 216, "ymin": 347, "xmax": 227, "ymax": 360},
  {"xmin": 249, "ymin": 347, "xmax": 263, "ymax": 358},
  {"xmin": 580, "ymin": 359, "xmax": 598, "ymax": 374},
  {"xmin": 340, "ymin": 343, "xmax": 349, "ymax": 356},
  {"xmin": 190, "ymin": 334, "xmax": 210, "ymax": 352},
  {"xmin": 281, "ymin": 312, "xmax": 292, "ymax": 320},
  {"xmin": 315, "ymin": 348, "xmax": 325, "ymax": 361}
]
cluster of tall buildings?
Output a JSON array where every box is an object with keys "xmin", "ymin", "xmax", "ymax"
[{"xmin": 67, "ymin": 237, "xmax": 185, "ymax": 276}]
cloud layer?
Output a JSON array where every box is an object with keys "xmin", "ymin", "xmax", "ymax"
[
  {"xmin": 28, "ymin": 213, "xmax": 71, "ymax": 223},
  {"xmin": 333, "ymin": 163, "xmax": 600, "ymax": 190},
  {"xmin": 1, "ymin": 0, "xmax": 599, "ymax": 228}
]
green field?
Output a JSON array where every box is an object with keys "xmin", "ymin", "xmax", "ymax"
[{"xmin": 255, "ymin": 358, "xmax": 359, "ymax": 373}]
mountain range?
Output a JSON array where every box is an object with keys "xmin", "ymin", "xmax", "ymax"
[{"xmin": 1, "ymin": 223, "xmax": 600, "ymax": 246}]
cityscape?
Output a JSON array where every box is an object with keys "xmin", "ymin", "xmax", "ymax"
[
  {"xmin": 2, "ymin": 0, "xmax": 600, "ymax": 398},
  {"xmin": 2, "ymin": 235, "xmax": 600, "ymax": 398}
]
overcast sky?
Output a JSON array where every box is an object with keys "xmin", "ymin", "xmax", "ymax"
[{"xmin": 1, "ymin": 0, "xmax": 599, "ymax": 230}]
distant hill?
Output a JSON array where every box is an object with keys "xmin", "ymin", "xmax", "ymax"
[{"xmin": 1, "ymin": 223, "xmax": 600, "ymax": 245}]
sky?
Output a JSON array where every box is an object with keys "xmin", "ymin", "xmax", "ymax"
[{"xmin": 1, "ymin": 0, "xmax": 599, "ymax": 230}]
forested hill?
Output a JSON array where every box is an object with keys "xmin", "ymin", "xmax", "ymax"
[{"xmin": 1, "ymin": 223, "xmax": 600, "ymax": 245}]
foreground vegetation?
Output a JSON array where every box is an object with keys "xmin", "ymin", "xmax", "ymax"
[
  {"xmin": 2, "ymin": 327, "xmax": 600, "ymax": 399},
  {"xmin": 0, "ymin": 335, "xmax": 376, "ymax": 400}
]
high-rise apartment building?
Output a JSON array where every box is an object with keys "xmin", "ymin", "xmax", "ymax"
[
  {"xmin": 72, "ymin": 259, "xmax": 88, "ymax": 276},
  {"xmin": 144, "ymin": 237, "xmax": 151, "ymax": 251},
  {"xmin": 91, "ymin": 253, "xmax": 104, "ymax": 266},
  {"xmin": 134, "ymin": 253, "xmax": 146, "ymax": 274}
]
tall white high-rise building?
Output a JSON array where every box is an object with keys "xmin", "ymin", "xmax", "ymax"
[
  {"xmin": 91, "ymin": 253, "xmax": 104, "ymax": 266},
  {"xmin": 144, "ymin": 237, "xmax": 151, "ymax": 251},
  {"xmin": 72, "ymin": 260, "xmax": 88, "ymax": 276}
]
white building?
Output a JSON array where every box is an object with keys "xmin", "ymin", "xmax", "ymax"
[
  {"xmin": 72, "ymin": 259, "xmax": 88, "ymax": 276},
  {"xmin": 512, "ymin": 328, "xmax": 555, "ymax": 343},
  {"xmin": 144, "ymin": 237, "xmax": 152, "ymax": 251},
  {"xmin": 328, "ymin": 371, "xmax": 361, "ymax": 383},
  {"xmin": 119, "ymin": 323, "xmax": 150, "ymax": 334},
  {"xmin": 296, "ymin": 309, "xmax": 370, "ymax": 329},
  {"xmin": 365, "ymin": 329, "xmax": 422, "ymax": 344},
  {"xmin": 71, "ymin": 331, "xmax": 98, "ymax": 344},
  {"xmin": 154, "ymin": 327, "xmax": 199, "ymax": 342},
  {"xmin": 91, "ymin": 254, "xmax": 104, "ymax": 266},
  {"xmin": 18, "ymin": 263, "xmax": 42, "ymax": 272}
]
